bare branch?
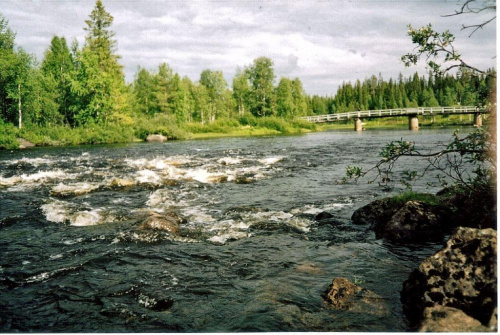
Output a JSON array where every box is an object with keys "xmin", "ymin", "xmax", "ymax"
[
  {"xmin": 442, "ymin": 0, "xmax": 496, "ymax": 36},
  {"xmin": 462, "ymin": 15, "xmax": 496, "ymax": 37}
]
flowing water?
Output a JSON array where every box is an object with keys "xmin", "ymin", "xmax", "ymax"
[{"xmin": 0, "ymin": 128, "xmax": 470, "ymax": 332}]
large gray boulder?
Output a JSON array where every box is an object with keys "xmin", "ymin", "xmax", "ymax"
[{"xmin": 401, "ymin": 227, "xmax": 497, "ymax": 331}]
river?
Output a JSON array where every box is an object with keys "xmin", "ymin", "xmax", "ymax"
[{"xmin": 0, "ymin": 127, "xmax": 471, "ymax": 332}]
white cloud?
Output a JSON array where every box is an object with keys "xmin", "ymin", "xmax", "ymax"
[{"xmin": 0, "ymin": 0, "xmax": 495, "ymax": 96}]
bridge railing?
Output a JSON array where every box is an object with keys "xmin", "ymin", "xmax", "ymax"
[{"xmin": 301, "ymin": 106, "xmax": 484, "ymax": 123}]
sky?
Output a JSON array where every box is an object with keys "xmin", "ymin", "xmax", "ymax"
[{"xmin": 0, "ymin": 0, "xmax": 496, "ymax": 96}]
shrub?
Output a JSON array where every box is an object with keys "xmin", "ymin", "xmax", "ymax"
[
  {"xmin": 0, "ymin": 121, "xmax": 19, "ymax": 149},
  {"xmin": 133, "ymin": 114, "xmax": 190, "ymax": 140}
]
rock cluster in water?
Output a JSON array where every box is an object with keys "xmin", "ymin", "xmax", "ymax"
[
  {"xmin": 351, "ymin": 198, "xmax": 452, "ymax": 242},
  {"xmin": 401, "ymin": 227, "xmax": 497, "ymax": 332},
  {"xmin": 348, "ymin": 189, "xmax": 497, "ymax": 331}
]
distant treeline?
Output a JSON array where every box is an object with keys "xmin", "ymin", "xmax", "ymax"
[{"xmin": 0, "ymin": 0, "xmax": 496, "ymax": 131}]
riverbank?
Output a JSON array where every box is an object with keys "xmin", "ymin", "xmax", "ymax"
[{"xmin": 0, "ymin": 113, "xmax": 487, "ymax": 150}]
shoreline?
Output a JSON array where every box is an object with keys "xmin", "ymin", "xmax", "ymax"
[{"xmin": 1, "ymin": 116, "xmax": 487, "ymax": 150}]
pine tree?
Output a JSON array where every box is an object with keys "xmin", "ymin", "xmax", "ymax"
[
  {"xmin": 41, "ymin": 36, "xmax": 75, "ymax": 124},
  {"xmin": 72, "ymin": 0, "xmax": 127, "ymax": 125}
]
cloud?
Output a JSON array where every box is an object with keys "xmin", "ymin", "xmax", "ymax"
[{"xmin": 0, "ymin": 0, "xmax": 495, "ymax": 96}]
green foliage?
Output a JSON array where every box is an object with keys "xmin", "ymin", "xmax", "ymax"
[
  {"xmin": 343, "ymin": 127, "xmax": 494, "ymax": 193},
  {"xmin": 39, "ymin": 36, "xmax": 74, "ymax": 125},
  {"xmin": 133, "ymin": 114, "xmax": 189, "ymax": 141},
  {"xmin": 0, "ymin": 119, "xmax": 18, "ymax": 149},
  {"xmin": 380, "ymin": 139, "xmax": 415, "ymax": 159},
  {"xmin": 184, "ymin": 118, "xmax": 240, "ymax": 134},
  {"xmin": 402, "ymin": 23, "xmax": 493, "ymax": 78},
  {"xmin": 387, "ymin": 191, "xmax": 440, "ymax": 207},
  {"xmin": 246, "ymin": 57, "xmax": 275, "ymax": 117},
  {"xmin": 352, "ymin": 275, "xmax": 365, "ymax": 285},
  {"xmin": 402, "ymin": 24, "xmax": 459, "ymax": 76},
  {"xmin": 232, "ymin": 67, "xmax": 251, "ymax": 116},
  {"xmin": 275, "ymin": 77, "xmax": 308, "ymax": 118},
  {"xmin": 70, "ymin": 0, "xmax": 128, "ymax": 126},
  {"xmin": 182, "ymin": 116, "xmax": 314, "ymax": 137},
  {"xmin": 17, "ymin": 123, "xmax": 135, "ymax": 146},
  {"xmin": 328, "ymin": 69, "xmax": 494, "ymax": 115},
  {"xmin": 255, "ymin": 116, "xmax": 291, "ymax": 133}
]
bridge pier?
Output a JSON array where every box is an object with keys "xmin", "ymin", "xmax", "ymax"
[
  {"xmin": 408, "ymin": 115, "xmax": 419, "ymax": 130},
  {"xmin": 474, "ymin": 113, "xmax": 482, "ymax": 127},
  {"xmin": 354, "ymin": 117, "xmax": 363, "ymax": 131}
]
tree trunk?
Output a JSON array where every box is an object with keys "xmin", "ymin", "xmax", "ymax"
[{"xmin": 18, "ymin": 83, "xmax": 22, "ymax": 129}]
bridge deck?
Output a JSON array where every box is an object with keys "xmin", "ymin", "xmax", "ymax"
[{"xmin": 301, "ymin": 106, "xmax": 486, "ymax": 123}]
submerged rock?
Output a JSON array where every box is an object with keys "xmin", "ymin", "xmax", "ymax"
[
  {"xmin": 314, "ymin": 211, "xmax": 334, "ymax": 222},
  {"xmin": 324, "ymin": 277, "xmax": 388, "ymax": 316},
  {"xmin": 401, "ymin": 227, "xmax": 497, "ymax": 331},
  {"xmin": 146, "ymin": 134, "xmax": 167, "ymax": 142},
  {"xmin": 109, "ymin": 178, "xmax": 135, "ymax": 188},
  {"xmin": 140, "ymin": 212, "xmax": 186, "ymax": 235},
  {"xmin": 224, "ymin": 205, "xmax": 265, "ymax": 214},
  {"xmin": 223, "ymin": 205, "xmax": 266, "ymax": 220},
  {"xmin": 295, "ymin": 262, "xmax": 324, "ymax": 276}
]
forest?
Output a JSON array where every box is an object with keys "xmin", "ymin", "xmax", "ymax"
[{"xmin": 0, "ymin": 0, "xmax": 496, "ymax": 148}]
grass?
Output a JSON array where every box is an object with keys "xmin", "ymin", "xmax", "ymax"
[
  {"xmin": 186, "ymin": 116, "xmax": 316, "ymax": 139},
  {"xmin": 387, "ymin": 191, "xmax": 441, "ymax": 207}
]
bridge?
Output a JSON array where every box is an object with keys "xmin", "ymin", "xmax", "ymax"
[{"xmin": 300, "ymin": 106, "xmax": 488, "ymax": 131}]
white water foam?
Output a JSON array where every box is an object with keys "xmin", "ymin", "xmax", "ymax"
[
  {"xmin": 217, "ymin": 157, "xmax": 242, "ymax": 165},
  {"xmin": 41, "ymin": 200, "xmax": 71, "ymax": 223},
  {"xmin": 258, "ymin": 156, "xmax": 284, "ymax": 165},
  {"xmin": 182, "ymin": 207, "xmax": 218, "ymax": 224},
  {"xmin": 51, "ymin": 182, "xmax": 100, "ymax": 196},
  {"xmin": 8, "ymin": 157, "xmax": 55, "ymax": 167},
  {"xmin": 63, "ymin": 238, "xmax": 84, "ymax": 245},
  {"xmin": 0, "ymin": 170, "xmax": 77, "ymax": 188},
  {"xmin": 146, "ymin": 189, "xmax": 194, "ymax": 208},
  {"xmin": 70, "ymin": 210, "xmax": 102, "ymax": 226},
  {"xmin": 135, "ymin": 169, "xmax": 162, "ymax": 185},
  {"xmin": 208, "ymin": 231, "xmax": 251, "ymax": 245},
  {"xmin": 183, "ymin": 168, "xmax": 228, "ymax": 183},
  {"xmin": 41, "ymin": 199, "xmax": 111, "ymax": 226}
]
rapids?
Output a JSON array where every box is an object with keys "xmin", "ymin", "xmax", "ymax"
[{"xmin": 0, "ymin": 128, "xmax": 469, "ymax": 331}]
